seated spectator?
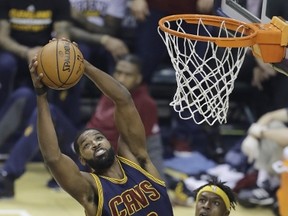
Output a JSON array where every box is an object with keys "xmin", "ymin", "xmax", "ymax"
[
  {"xmin": 0, "ymin": 102, "xmax": 80, "ymax": 198},
  {"xmin": 128, "ymin": 0, "xmax": 214, "ymax": 83},
  {"xmin": 239, "ymin": 108, "xmax": 288, "ymax": 207},
  {"xmin": 0, "ymin": 0, "xmax": 85, "ymax": 127},
  {"xmin": 69, "ymin": 0, "xmax": 129, "ymax": 74},
  {"xmin": 0, "ymin": 0, "xmax": 71, "ymax": 106},
  {"xmin": 0, "ymin": 87, "xmax": 36, "ymax": 153}
]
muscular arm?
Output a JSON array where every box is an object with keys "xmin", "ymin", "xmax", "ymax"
[
  {"xmin": 30, "ymin": 59, "xmax": 95, "ymax": 209},
  {"xmin": 84, "ymin": 61, "xmax": 160, "ymax": 177},
  {"xmin": 37, "ymin": 94, "xmax": 94, "ymax": 205}
]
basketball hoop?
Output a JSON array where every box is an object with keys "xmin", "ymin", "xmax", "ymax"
[{"xmin": 158, "ymin": 14, "xmax": 288, "ymax": 125}]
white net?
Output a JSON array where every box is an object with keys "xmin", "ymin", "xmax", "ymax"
[{"xmin": 158, "ymin": 17, "xmax": 249, "ymax": 125}]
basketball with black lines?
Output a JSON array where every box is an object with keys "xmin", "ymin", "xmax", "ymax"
[{"xmin": 37, "ymin": 39, "xmax": 84, "ymax": 90}]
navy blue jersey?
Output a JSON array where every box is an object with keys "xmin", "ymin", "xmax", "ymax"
[{"xmin": 90, "ymin": 156, "xmax": 174, "ymax": 216}]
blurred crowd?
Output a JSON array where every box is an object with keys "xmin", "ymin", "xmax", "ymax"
[{"xmin": 0, "ymin": 0, "xmax": 288, "ymax": 215}]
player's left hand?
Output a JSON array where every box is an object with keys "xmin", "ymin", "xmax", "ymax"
[{"xmin": 29, "ymin": 56, "xmax": 48, "ymax": 95}]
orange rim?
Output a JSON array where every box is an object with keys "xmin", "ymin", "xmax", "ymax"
[{"xmin": 158, "ymin": 14, "xmax": 258, "ymax": 47}]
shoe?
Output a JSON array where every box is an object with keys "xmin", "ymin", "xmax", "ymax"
[
  {"xmin": 173, "ymin": 180, "xmax": 195, "ymax": 207},
  {"xmin": 0, "ymin": 172, "xmax": 14, "ymax": 199},
  {"xmin": 47, "ymin": 178, "xmax": 60, "ymax": 190},
  {"xmin": 237, "ymin": 187, "xmax": 275, "ymax": 207}
]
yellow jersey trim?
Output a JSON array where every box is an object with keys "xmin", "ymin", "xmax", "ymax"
[
  {"xmin": 98, "ymin": 157, "xmax": 128, "ymax": 184},
  {"xmin": 90, "ymin": 173, "xmax": 104, "ymax": 216},
  {"xmin": 118, "ymin": 156, "xmax": 166, "ymax": 187}
]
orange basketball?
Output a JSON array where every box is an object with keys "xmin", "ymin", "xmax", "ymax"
[{"xmin": 37, "ymin": 39, "xmax": 85, "ymax": 90}]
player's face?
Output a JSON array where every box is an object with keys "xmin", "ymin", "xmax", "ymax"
[
  {"xmin": 77, "ymin": 129, "xmax": 115, "ymax": 172},
  {"xmin": 113, "ymin": 60, "xmax": 142, "ymax": 91},
  {"xmin": 195, "ymin": 192, "xmax": 230, "ymax": 216}
]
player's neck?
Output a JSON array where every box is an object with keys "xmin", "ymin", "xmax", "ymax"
[{"xmin": 98, "ymin": 158, "xmax": 124, "ymax": 179}]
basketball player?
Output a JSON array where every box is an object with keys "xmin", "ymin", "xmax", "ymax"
[
  {"xmin": 28, "ymin": 52, "xmax": 174, "ymax": 215},
  {"xmin": 0, "ymin": 54, "xmax": 165, "ymax": 198},
  {"xmin": 194, "ymin": 178, "xmax": 237, "ymax": 216}
]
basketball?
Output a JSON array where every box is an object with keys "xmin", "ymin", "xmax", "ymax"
[{"xmin": 37, "ymin": 39, "xmax": 85, "ymax": 90}]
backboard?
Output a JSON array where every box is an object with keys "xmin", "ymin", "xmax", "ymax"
[
  {"xmin": 215, "ymin": 0, "xmax": 288, "ymax": 75},
  {"xmin": 215, "ymin": 0, "xmax": 270, "ymax": 23}
]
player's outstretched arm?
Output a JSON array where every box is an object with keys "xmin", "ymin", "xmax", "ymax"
[
  {"xmin": 29, "ymin": 57, "xmax": 95, "ymax": 207},
  {"xmin": 84, "ymin": 60, "xmax": 160, "ymax": 177},
  {"xmin": 84, "ymin": 60, "xmax": 145, "ymax": 149}
]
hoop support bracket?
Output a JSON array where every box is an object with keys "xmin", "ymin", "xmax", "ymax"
[{"xmin": 252, "ymin": 16, "xmax": 288, "ymax": 63}]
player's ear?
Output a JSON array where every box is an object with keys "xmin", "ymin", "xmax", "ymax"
[{"xmin": 79, "ymin": 156, "xmax": 86, "ymax": 166}]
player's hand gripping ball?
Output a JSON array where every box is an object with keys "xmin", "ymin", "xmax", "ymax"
[{"xmin": 37, "ymin": 39, "xmax": 84, "ymax": 90}]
